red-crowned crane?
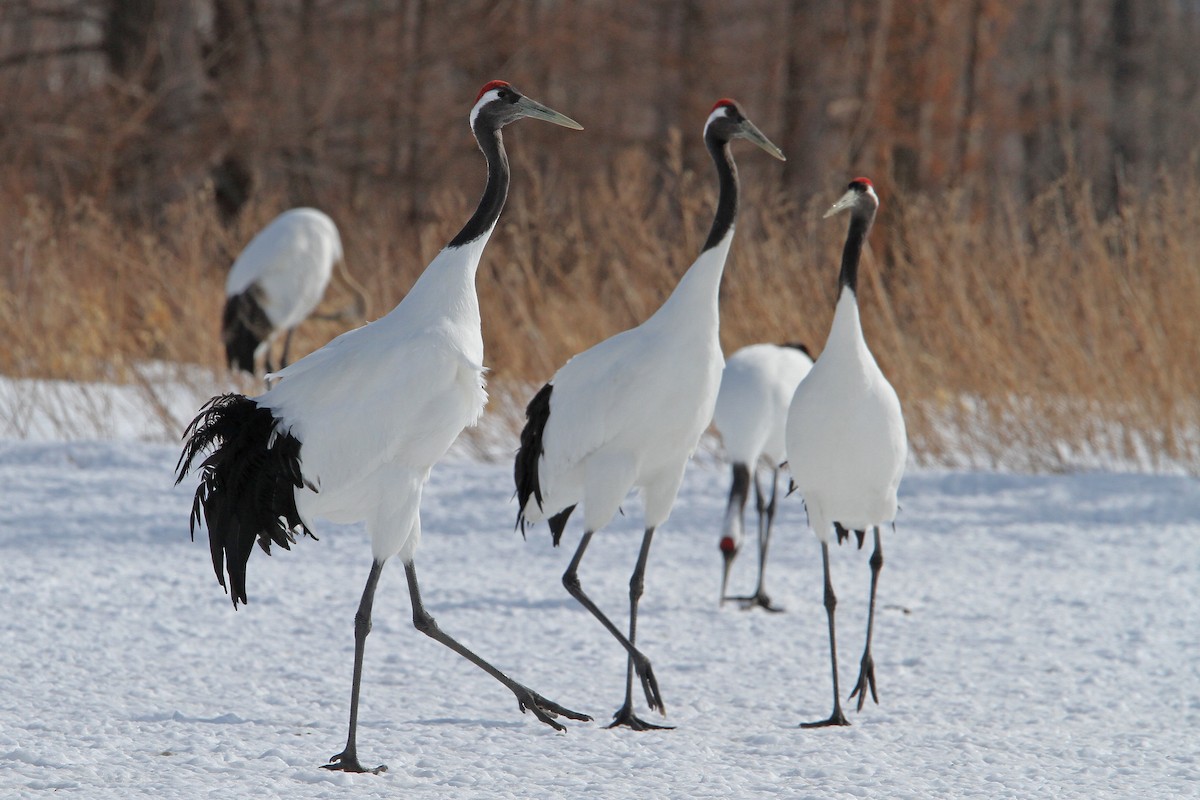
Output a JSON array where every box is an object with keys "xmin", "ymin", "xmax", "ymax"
[
  {"xmin": 713, "ymin": 341, "xmax": 813, "ymax": 611},
  {"xmin": 784, "ymin": 178, "xmax": 907, "ymax": 727},
  {"xmin": 176, "ymin": 81, "xmax": 588, "ymax": 774},
  {"xmin": 514, "ymin": 100, "xmax": 785, "ymax": 731},
  {"xmin": 223, "ymin": 208, "xmax": 365, "ymax": 376}
]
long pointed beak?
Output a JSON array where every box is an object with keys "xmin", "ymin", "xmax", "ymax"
[
  {"xmin": 824, "ymin": 187, "xmax": 858, "ymax": 218},
  {"xmin": 515, "ymin": 96, "xmax": 583, "ymax": 130},
  {"xmin": 739, "ymin": 119, "xmax": 786, "ymax": 161}
]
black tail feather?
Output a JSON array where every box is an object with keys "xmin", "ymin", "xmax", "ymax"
[
  {"xmin": 831, "ymin": 522, "xmax": 867, "ymax": 548},
  {"xmin": 176, "ymin": 394, "xmax": 314, "ymax": 607},
  {"xmin": 548, "ymin": 505, "xmax": 575, "ymax": 547},
  {"xmin": 222, "ymin": 290, "xmax": 272, "ymax": 374},
  {"xmin": 514, "ymin": 381, "xmax": 553, "ymax": 537}
]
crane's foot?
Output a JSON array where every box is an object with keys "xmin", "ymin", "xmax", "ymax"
[
  {"xmin": 512, "ymin": 685, "xmax": 593, "ymax": 731},
  {"xmin": 629, "ymin": 651, "xmax": 666, "ymax": 715},
  {"xmin": 848, "ymin": 651, "xmax": 878, "ymax": 711},
  {"xmin": 800, "ymin": 708, "xmax": 850, "ymax": 728},
  {"xmin": 606, "ymin": 703, "xmax": 674, "ymax": 731},
  {"xmin": 724, "ymin": 591, "xmax": 784, "ymax": 613},
  {"xmin": 321, "ymin": 750, "xmax": 387, "ymax": 774}
]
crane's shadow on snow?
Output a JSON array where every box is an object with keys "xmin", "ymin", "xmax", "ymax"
[
  {"xmin": 424, "ymin": 596, "xmax": 577, "ymax": 614},
  {"xmin": 133, "ymin": 710, "xmax": 262, "ymax": 725}
]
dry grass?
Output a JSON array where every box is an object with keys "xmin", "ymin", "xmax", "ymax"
[{"xmin": 3, "ymin": 153, "xmax": 1198, "ymax": 472}]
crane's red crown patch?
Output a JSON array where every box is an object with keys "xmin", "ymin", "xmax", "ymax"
[{"xmin": 476, "ymin": 80, "xmax": 511, "ymax": 102}]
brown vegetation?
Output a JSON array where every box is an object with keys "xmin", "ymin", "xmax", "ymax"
[
  {"xmin": 4, "ymin": 147, "xmax": 1199, "ymax": 470},
  {"xmin": 2, "ymin": 1, "xmax": 1198, "ymax": 470}
]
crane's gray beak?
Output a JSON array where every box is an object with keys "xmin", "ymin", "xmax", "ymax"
[
  {"xmin": 824, "ymin": 187, "xmax": 859, "ymax": 218},
  {"xmin": 739, "ymin": 119, "xmax": 786, "ymax": 161},
  {"xmin": 515, "ymin": 96, "xmax": 584, "ymax": 130}
]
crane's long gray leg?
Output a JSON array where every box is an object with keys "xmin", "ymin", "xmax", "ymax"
[
  {"xmin": 563, "ymin": 530, "xmax": 664, "ymax": 715},
  {"xmin": 739, "ymin": 468, "xmax": 784, "ymax": 612},
  {"xmin": 324, "ymin": 561, "xmax": 387, "ymax": 774},
  {"xmin": 404, "ymin": 559, "xmax": 590, "ymax": 731},
  {"xmin": 802, "ymin": 541, "xmax": 850, "ymax": 728},
  {"xmin": 609, "ymin": 526, "xmax": 672, "ymax": 731},
  {"xmin": 849, "ymin": 526, "xmax": 884, "ymax": 711}
]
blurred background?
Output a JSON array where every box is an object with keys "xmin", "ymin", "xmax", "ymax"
[{"xmin": 2, "ymin": 0, "xmax": 1199, "ymax": 469}]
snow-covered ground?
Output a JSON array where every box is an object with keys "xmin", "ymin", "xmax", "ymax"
[{"xmin": 1, "ymin": 374, "xmax": 1199, "ymax": 798}]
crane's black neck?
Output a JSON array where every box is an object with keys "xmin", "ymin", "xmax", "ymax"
[
  {"xmin": 447, "ymin": 123, "xmax": 510, "ymax": 249},
  {"xmin": 702, "ymin": 135, "xmax": 739, "ymax": 253},
  {"xmin": 838, "ymin": 211, "xmax": 874, "ymax": 296}
]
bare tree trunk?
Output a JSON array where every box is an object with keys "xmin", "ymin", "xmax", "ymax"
[
  {"xmin": 104, "ymin": 0, "xmax": 210, "ymax": 219},
  {"xmin": 780, "ymin": 0, "xmax": 846, "ymax": 199},
  {"xmin": 403, "ymin": 0, "xmax": 425, "ymax": 223},
  {"xmin": 956, "ymin": 0, "xmax": 984, "ymax": 184},
  {"xmin": 1110, "ymin": 0, "xmax": 1150, "ymax": 213},
  {"xmin": 209, "ymin": 0, "xmax": 266, "ymax": 222}
]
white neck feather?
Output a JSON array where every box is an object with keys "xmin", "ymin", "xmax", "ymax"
[
  {"xmin": 380, "ymin": 229, "xmax": 493, "ymax": 356},
  {"xmin": 648, "ymin": 229, "xmax": 734, "ymax": 333}
]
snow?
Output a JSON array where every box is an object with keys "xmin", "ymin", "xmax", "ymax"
[{"xmin": 1, "ymin": 378, "xmax": 1199, "ymax": 798}]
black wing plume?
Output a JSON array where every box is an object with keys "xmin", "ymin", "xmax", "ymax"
[
  {"xmin": 514, "ymin": 382, "xmax": 554, "ymax": 537},
  {"xmin": 176, "ymin": 393, "xmax": 314, "ymax": 607}
]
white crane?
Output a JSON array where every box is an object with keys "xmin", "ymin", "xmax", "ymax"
[
  {"xmin": 176, "ymin": 81, "xmax": 587, "ymax": 774},
  {"xmin": 514, "ymin": 100, "xmax": 784, "ymax": 730},
  {"xmin": 784, "ymin": 177, "xmax": 907, "ymax": 727},
  {"xmin": 223, "ymin": 207, "xmax": 364, "ymax": 376},
  {"xmin": 713, "ymin": 341, "xmax": 813, "ymax": 611}
]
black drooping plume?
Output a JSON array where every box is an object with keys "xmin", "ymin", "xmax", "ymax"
[{"xmin": 176, "ymin": 393, "xmax": 316, "ymax": 606}]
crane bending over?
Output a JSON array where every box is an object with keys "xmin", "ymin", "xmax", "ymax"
[
  {"xmin": 515, "ymin": 100, "xmax": 784, "ymax": 730},
  {"xmin": 784, "ymin": 178, "xmax": 907, "ymax": 727},
  {"xmin": 713, "ymin": 341, "xmax": 813, "ymax": 611},
  {"xmin": 177, "ymin": 81, "xmax": 587, "ymax": 774},
  {"xmin": 223, "ymin": 208, "xmax": 365, "ymax": 376}
]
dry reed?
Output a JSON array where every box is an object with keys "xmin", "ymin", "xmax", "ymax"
[{"xmin": 3, "ymin": 153, "xmax": 1198, "ymax": 472}]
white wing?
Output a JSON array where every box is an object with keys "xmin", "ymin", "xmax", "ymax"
[{"xmin": 225, "ymin": 209, "xmax": 342, "ymax": 330}]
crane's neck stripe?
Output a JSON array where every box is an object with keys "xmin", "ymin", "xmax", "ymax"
[
  {"xmin": 701, "ymin": 135, "xmax": 738, "ymax": 253},
  {"xmin": 448, "ymin": 122, "xmax": 510, "ymax": 249},
  {"xmin": 838, "ymin": 213, "xmax": 872, "ymax": 295}
]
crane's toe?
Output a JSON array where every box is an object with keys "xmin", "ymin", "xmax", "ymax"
[
  {"xmin": 630, "ymin": 652, "xmax": 665, "ymax": 714},
  {"xmin": 800, "ymin": 711, "xmax": 850, "ymax": 729},
  {"xmin": 730, "ymin": 591, "xmax": 784, "ymax": 613},
  {"xmin": 606, "ymin": 703, "xmax": 674, "ymax": 731},
  {"xmin": 514, "ymin": 686, "xmax": 592, "ymax": 730},
  {"xmin": 321, "ymin": 751, "xmax": 388, "ymax": 774},
  {"xmin": 848, "ymin": 650, "xmax": 879, "ymax": 711}
]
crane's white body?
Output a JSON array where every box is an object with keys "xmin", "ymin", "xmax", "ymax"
[
  {"xmin": 524, "ymin": 236, "xmax": 732, "ymax": 533},
  {"xmin": 785, "ymin": 292, "xmax": 906, "ymax": 542},
  {"xmin": 262, "ymin": 232, "xmax": 490, "ymax": 564},
  {"xmin": 226, "ymin": 208, "xmax": 343, "ymax": 333},
  {"xmin": 181, "ymin": 82, "xmax": 588, "ymax": 769},
  {"xmin": 714, "ymin": 343, "xmax": 813, "ymax": 470},
  {"xmin": 713, "ymin": 343, "xmax": 812, "ymax": 554}
]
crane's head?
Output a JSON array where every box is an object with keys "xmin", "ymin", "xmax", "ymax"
[
  {"xmin": 824, "ymin": 177, "xmax": 879, "ymax": 219},
  {"xmin": 470, "ymin": 80, "xmax": 583, "ymax": 133},
  {"xmin": 705, "ymin": 99, "xmax": 786, "ymax": 161}
]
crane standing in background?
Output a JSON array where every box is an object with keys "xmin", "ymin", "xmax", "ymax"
[
  {"xmin": 223, "ymin": 207, "xmax": 367, "ymax": 378},
  {"xmin": 713, "ymin": 341, "xmax": 813, "ymax": 611}
]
